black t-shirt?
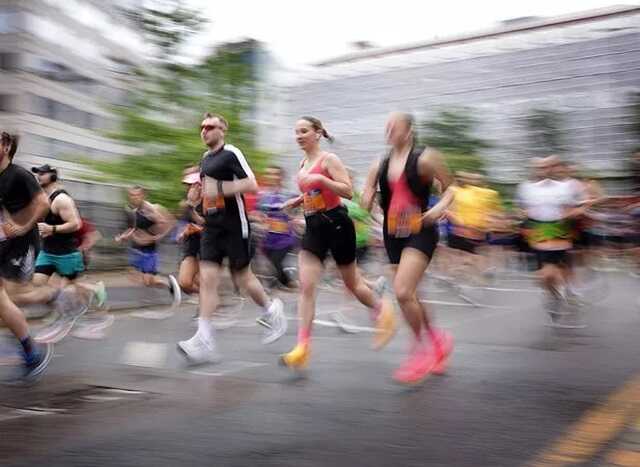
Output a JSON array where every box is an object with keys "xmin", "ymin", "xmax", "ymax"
[
  {"xmin": 200, "ymin": 144, "xmax": 254, "ymax": 236},
  {"xmin": 0, "ymin": 163, "xmax": 42, "ymax": 214}
]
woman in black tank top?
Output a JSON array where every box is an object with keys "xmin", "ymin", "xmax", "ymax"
[{"xmin": 361, "ymin": 112, "xmax": 456, "ymax": 385}]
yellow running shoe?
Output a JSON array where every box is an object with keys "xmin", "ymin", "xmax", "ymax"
[
  {"xmin": 373, "ymin": 296, "xmax": 397, "ymax": 350},
  {"xmin": 279, "ymin": 343, "xmax": 310, "ymax": 370}
]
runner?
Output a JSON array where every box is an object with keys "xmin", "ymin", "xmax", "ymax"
[
  {"xmin": 361, "ymin": 112, "xmax": 455, "ymax": 385},
  {"xmin": 177, "ymin": 112, "xmax": 287, "ymax": 365},
  {"xmin": 176, "ymin": 170, "xmax": 203, "ymax": 298},
  {"xmin": 7, "ymin": 164, "xmax": 109, "ymax": 343},
  {"xmin": 444, "ymin": 171, "xmax": 502, "ymax": 283},
  {"xmin": 256, "ymin": 165, "xmax": 298, "ymax": 290},
  {"xmin": 0, "ymin": 131, "xmax": 53, "ymax": 381},
  {"xmin": 279, "ymin": 116, "xmax": 396, "ymax": 371},
  {"xmin": 517, "ymin": 156, "xmax": 584, "ymax": 323},
  {"xmin": 115, "ymin": 186, "xmax": 181, "ymax": 311}
]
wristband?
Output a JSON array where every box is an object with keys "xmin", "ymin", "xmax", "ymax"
[
  {"xmin": 217, "ymin": 179, "xmax": 224, "ymax": 197},
  {"xmin": 52, "ymin": 225, "xmax": 57, "ymax": 235}
]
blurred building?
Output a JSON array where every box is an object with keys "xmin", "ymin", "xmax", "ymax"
[
  {"xmin": 268, "ymin": 5, "xmax": 640, "ymax": 188},
  {"xmin": 0, "ymin": 0, "xmax": 144, "ymax": 180}
]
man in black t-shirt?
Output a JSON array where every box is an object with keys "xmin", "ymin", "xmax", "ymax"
[
  {"xmin": 177, "ymin": 113, "xmax": 286, "ymax": 365},
  {"xmin": 0, "ymin": 131, "xmax": 53, "ymax": 381}
]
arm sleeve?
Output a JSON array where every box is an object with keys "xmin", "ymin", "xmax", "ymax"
[
  {"xmin": 227, "ymin": 146, "xmax": 255, "ymax": 180},
  {"xmin": 21, "ymin": 169, "xmax": 43, "ymax": 202}
]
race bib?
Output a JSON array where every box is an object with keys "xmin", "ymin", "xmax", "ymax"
[
  {"xmin": 303, "ymin": 189, "xmax": 326, "ymax": 214},
  {"xmin": 268, "ymin": 218, "xmax": 289, "ymax": 234},
  {"xmin": 203, "ymin": 194, "xmax": 225, "ymax": 214},
  {"xmin": 388, "ymin": 207, "xmax": 422, "ymax": 238},
  {"xmin": 526, "ymin": 221, "xmax": 571, "ymax": 244}
]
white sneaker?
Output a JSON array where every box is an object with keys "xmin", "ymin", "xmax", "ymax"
[
  {"xmin": 168, "ymin": 274, "xmax": 182, "ymax": 311},
  {"xmin": 177, "ymin": 333, "xmax": 220, "ymax": 365},
  {"xmin": 261, "ymin": 298, "xmax": 287, "ymax": 344}
]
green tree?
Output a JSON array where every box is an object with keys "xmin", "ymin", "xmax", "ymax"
[
  {"xmin": 89, "ymin": 3, "xmax": 270, "ymax": 208},
  {"xmin": 419, "ymin": 108, "xmax": 489, "ymax": 174}
]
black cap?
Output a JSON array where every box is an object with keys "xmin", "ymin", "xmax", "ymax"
[{"xmin": 31, "ymin": 164, "xmax": 57, "ymax": 174}]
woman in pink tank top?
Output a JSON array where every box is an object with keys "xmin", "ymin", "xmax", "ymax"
[
  {"xmin": 361, "ymin": 112, "xmax": 456, "ymax": 385},
  {"xmin": 279, "ymin": 116, "xmax": 397, "ymax": 371}
]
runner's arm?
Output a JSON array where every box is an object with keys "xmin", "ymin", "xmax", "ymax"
[
  {"xmin": 3, "ymin": 191, "xmax": 50, "ymax": 238},
  {"xmin": 38, "ymin": 193, "xmax": 81, "ymax": 237},
  {"xmin": 148, "ymin": 204, "xmax": 175, "ymax": 241},
  {"xmin": 361, "ymin": 159, "xmax": 381, "ymax": 212},
  {"xmin": 418, "ymin": 149, "xmax": 455, "ymax": 224},
  {"xmin": 299, "ymin": 153, "xmax": 352, "ymax": 199},
  {"xmin": 282, "ymin": 195, "xmax": 303, "ymax": 211}
]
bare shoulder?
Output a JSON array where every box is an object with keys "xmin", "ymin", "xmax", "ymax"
[
  {"xmin": 324, "ymin": 152, "xmax": 341, "ymax": 165},
  {"xmin": 51, "ymin": 192, "xmax": 75, "ymax": 209},
  {"xmin": 419, "ymin": 147, "xmax": 445, "ymax": 164}
]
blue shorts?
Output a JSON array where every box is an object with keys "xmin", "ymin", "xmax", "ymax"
[
  {"xmin": 35, "ymin": 250, "xmax": 85, "ymax": 279},
  {"xmin": 128, "ymin": 248, "xmax": 159, "ymax": 275}
]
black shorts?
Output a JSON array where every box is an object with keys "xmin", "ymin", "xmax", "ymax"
[
  {"xmin": 534, "ymin": 249, "xmax": 570, "ymax": 269},
  {"xmin": 0, "ymin": 229, "xmax": 38, "ymax": 283},
  {"xmin": 302, "ymin": 206, "xmax": 356, "ymax": 266},
  {"xmin": 182, "ymin": 234, "xmax": 201, "ymax": 259},
  {"xmin": 200, "ymin": 225, "xmax": 252, "ymax": 271},
  {"xmin": 447, "ymin": 233, "xmax": 482, "ymax": 254},
  {"xmin": 384, "ymin": 224, "xmax": 439, "ymax": 265}
]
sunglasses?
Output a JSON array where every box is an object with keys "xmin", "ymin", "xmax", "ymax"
[{"xmin": 200, "ymin": 124, "xmax": 225, "ymax": 133}]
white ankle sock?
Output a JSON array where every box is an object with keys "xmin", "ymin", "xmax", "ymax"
[{"xmin": 197, "ymin": 318, "xmax": 214, "ymax": 344}]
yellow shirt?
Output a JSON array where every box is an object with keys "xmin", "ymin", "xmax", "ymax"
[{"xmin": 450, "ymin": 185, "xmax": 501, "ymax": 232}]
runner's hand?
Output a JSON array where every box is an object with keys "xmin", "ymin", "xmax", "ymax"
[
  {"xmin": 38, "ymin": 222, "xmax": 54, "ymax": 238},
  {"xmin": 2, "ymin": 222, "xmax": 28, "ymax": 238},
  {"xmin": 421, "ymin": 210, "xmax": 442, "ymax": 226}
]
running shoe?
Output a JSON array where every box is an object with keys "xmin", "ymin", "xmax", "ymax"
[
  {"xmin": 71, "ymin": 313, "xmax": 115, "ymax": 340},
  {"xmin": 261, "ymin": 298, "xmax": 288, "ymax": 344},
  {"xmin": 393, "ymin": 343, "xmax": 436, "ymax": 385},
  {"xmin": 373, "ymin": 296, "xmax": 397, "ymax": 350},
  {"xmin": 431, "ymin": 329, "xmax": 454, "ymax": 375},
  {"xmin": 23, "ymin": 342, "xmax": 53, "ymax": 382},
  {"xmin": 279, "ymin": 343, "xmax": 310, "ymax": 370},
  {"xmin": 177, "ymin": 333, "xmax": 220, "ymax": 366},
  {"xmin": 93, "ymin": 281, "xmax": 108, "ymax": 309},
  {"xmin": 36, "ymin": 291, "xmax": 89, "ymax": 343},
  {"xmin": 168, "ymin": 274, "xmax": 182, "ymax": 311}
]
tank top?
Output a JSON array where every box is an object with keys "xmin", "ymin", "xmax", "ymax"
[
  {"xmin": 133, "ymin": 205, "xmax": 157, "ymax": 251},
  {"xmin": 387, "ymin": 173, "xmax": 424, "ymax": 238},
  {"xmin": 42, "ymin": 190, "xmax": 78, "ymax": 255},
  {"xmin": 297, "ymin": 154, "xmax": 342, "ymax": 215}
]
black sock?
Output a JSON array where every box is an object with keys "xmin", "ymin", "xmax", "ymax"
[{"xmin": 20, "ymin": 336, "xmax": 35, "ymax": 358}]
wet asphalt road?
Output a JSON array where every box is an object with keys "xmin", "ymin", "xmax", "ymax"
[{"xmin": 0, "ymin": 272, "xmax": 639, "ymax": 467}]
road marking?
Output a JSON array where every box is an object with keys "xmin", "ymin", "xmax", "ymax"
[
  {"xmin": 467, "ymin": 286, "xmax": 539, "ymax": 293},
  {"xmin": 190, "ymin": 361, "xmax": 267, "ymax": 377},
  {"xmin": 121, "ymin": 342, "xmax": 168, "ymax": 368},
  {"xmin": 312, "ymin": 319, "xmax": 377, "ymax": 333},
  {"xmin": 420, "ymin": 299, "xmax": 511, "ymax": 309},
  {"xmin": 526, "ymin": 374, "xmax": 640, "ymax": 467}
]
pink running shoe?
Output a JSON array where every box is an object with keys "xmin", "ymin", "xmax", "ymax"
[
  {"xmin": 431, "ymin": 329, "xmax": 454, "ymax": 375},
  {"xmin": 393, "ymin": 343, "xmax": 436, "ymax": 385}
]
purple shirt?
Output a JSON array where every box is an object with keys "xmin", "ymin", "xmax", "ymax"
[{"xmin": 258, "ymin": 190, "xmax": 296, "ymax": 250}]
